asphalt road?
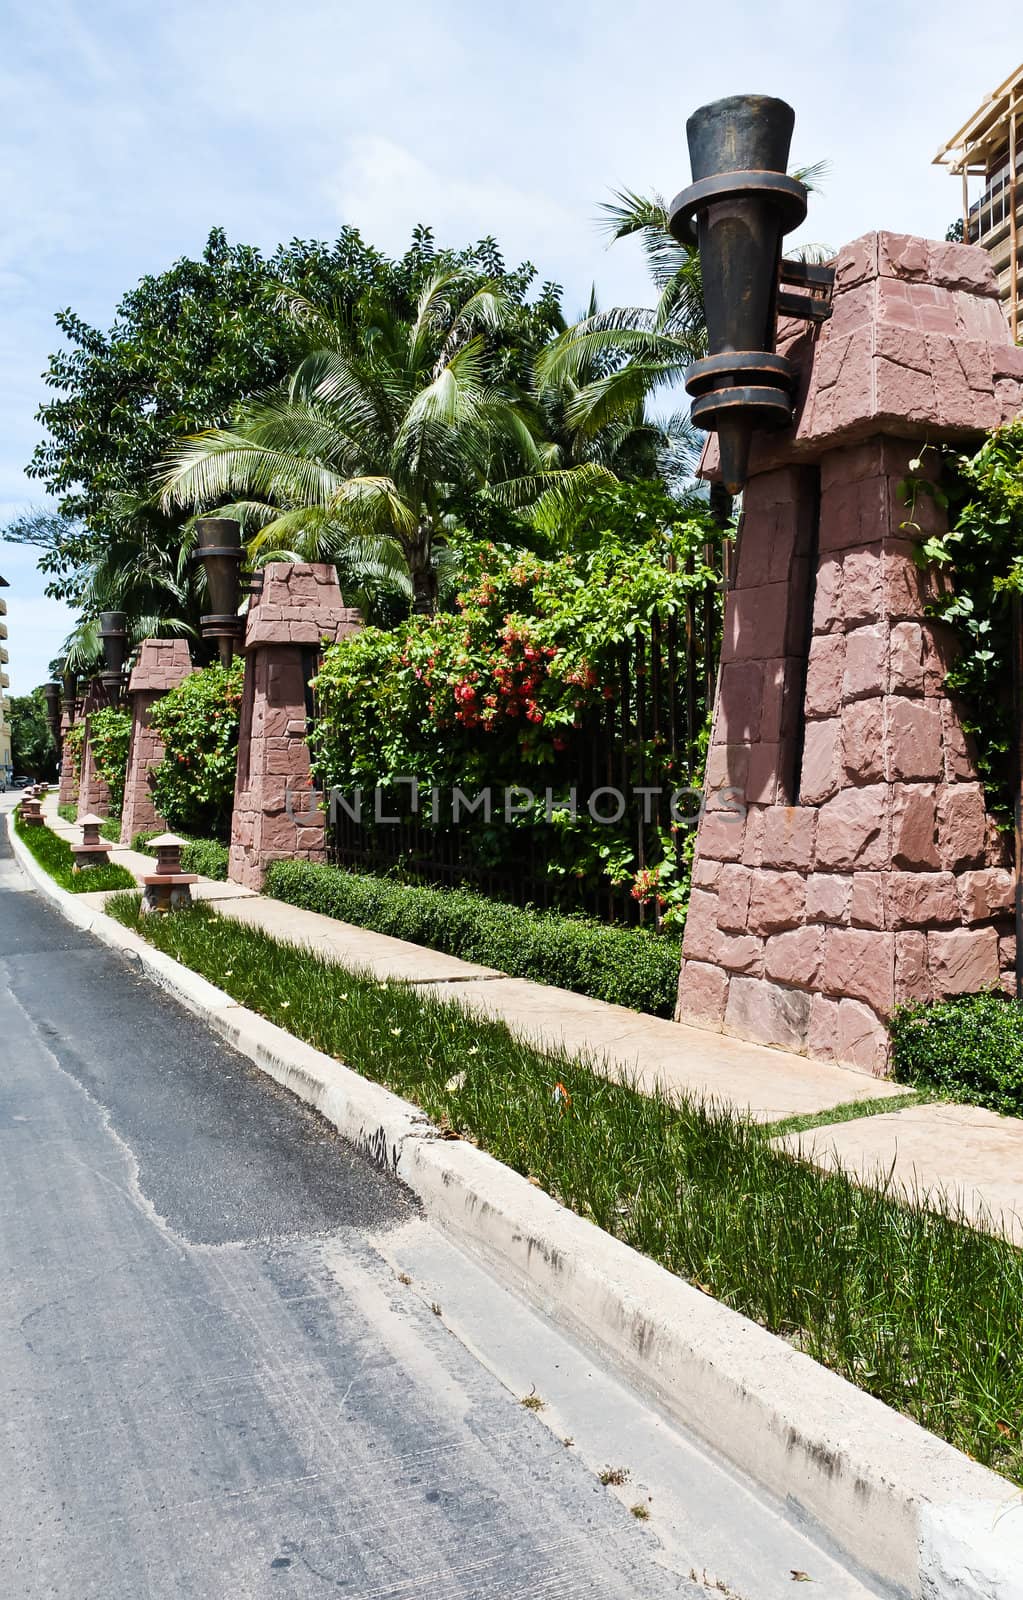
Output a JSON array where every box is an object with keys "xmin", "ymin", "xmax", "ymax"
[{"xmin": 0, "ymin": 809, "xmax": 888, "ymax": 1600}]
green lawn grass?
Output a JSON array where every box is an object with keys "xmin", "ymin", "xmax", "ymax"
[
  {"xmin": 14, "ymin": 812, "xmax": 135, "ymax": 893},
  {"xmin": 107, "ymin": 891, "xmax": 1023, "ymax": 1482},
  {"xmin": 58, "ymin": 803, "xmax": 121, "ymax": 842}
]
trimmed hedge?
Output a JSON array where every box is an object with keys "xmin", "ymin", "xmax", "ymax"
[
  {"xmin": 131, "ymin": 830, "xmax": 230, "ymax": 882},
  {"xmin": 264, "ymin": 859, "xmax": 683, "ymax": 1016},
  {"xmin": 890, "ymin": 992, "xmax": 1023, "ymax": 1116}
]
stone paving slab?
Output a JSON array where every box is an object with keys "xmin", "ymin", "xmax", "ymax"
[
  {"xmin": 774, "ymin": 1103, "xmax": 1023, "ymax": 1244},
  {"xmin": 214, "ymin": 893, "xmax": 506, "ymax": 983},
  {"xmin": 414, "ymin": 975, "xmax": 909, "ymax": 1122}
]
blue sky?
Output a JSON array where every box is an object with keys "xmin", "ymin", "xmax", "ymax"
[{"xmin": 1, "ymin": 0, "xmax": 1020, "ymax": 692}]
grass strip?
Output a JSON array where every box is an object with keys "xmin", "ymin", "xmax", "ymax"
[
  {"xmin": 265, "ymin": 859, "xmax": 683, "ymax": 1017},
  {"xmin": 106, "ymin": 891, "xmax": 1023, "ymax": 1482},
  {"xmin": 58, "ymin": 804, "xmax": 121, "ymax": 842},
  {"xmin": 14, "ymin": 812, "xmax": 135, "ymax": 893},
  {"xmin": 765, "ymin": 1091, "xmax": 927, "ymax": 1140}
]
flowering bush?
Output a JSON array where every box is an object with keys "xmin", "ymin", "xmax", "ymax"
[
  {"xmin": 312, "ymin": 487, "xmax": 724, "ymax": 923},
  {"xmin": 88, "ymin": 706, "xmax": 132, "ymax": 813},
  {"xmin": 149, "ymin": 659, "xmax": 244, "ymax": 838}
]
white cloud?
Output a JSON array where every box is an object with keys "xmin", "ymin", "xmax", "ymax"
[{"xmin": 324, "ymin": 135, "xmax": 581, "ymax": 277}]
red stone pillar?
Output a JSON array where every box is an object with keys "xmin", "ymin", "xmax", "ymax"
[
  {"xmin": 119, "ymin": 640, "xmax": 193, "ymax": 845},
  {"xmin": 228, "ymin": 563, "xmax": 361, "ymax": 891},
  {"xmin": 76, "ymin": 686, "xmax": 113, "ymax": 820},
  {"xmin": 678, "ymin": 230, "xmax": 1023, "ymax": 1073},
  {"xmin": 58, "ymin": 711, "xmax": 78, "ymax": 809}
]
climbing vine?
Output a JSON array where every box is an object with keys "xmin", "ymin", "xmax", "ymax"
[
  {"xmin": 88, "ymin": 706, "xmax": 133, "ymax": 813},
  {"xmin": 900, "ymin": 417, "xmax": 1023, "ymax": 824},
  {"xmin": 61, "ymin": 720, "xmax": 85, "ymax": 785}
]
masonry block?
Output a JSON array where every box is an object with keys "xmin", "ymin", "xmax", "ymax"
[{"xmin": 927, "ymin": 927, "xmax": 999, "ymax": 994}]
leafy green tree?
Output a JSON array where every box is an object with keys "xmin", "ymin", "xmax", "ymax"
[
  {"xmin": 9, "ymin": 691, "xmax": 57, "ymax": 779},
  {"xmin": 159, "ymin": 268, "xmax": 601, "ymax": 613},
  {"xmin": 539, "ymin": 167, "xmax": 830, "ymax": 511}
]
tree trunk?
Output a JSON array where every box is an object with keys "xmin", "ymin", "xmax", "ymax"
[{"xmin": 409, "ymin": 527, "xmax": 437, "ymax": 616}]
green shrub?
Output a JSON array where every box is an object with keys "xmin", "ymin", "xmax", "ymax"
[
  {"xmin": 14, "ymin": 811, "xmax": 134, "ymax": 894},
  {"xmin": 265, "ymin": 859, "xmax": 682, "ymax": 1016},
  {"xmin": 88, "ymin": 706, "xmax": 132, "ymax": 812},
  {"xmin": 149, "ymin": 659, "xmax": 243, "ymax": 838},
  {"xmin": 132, "ymin": 830, "xmax": 230, "ymax": 881},
  {"xmin": 311, "ymin": 505, "xmax": 722, "ymax": 924},
  {"xmin": 58, "ymin": 803, "xmax": 76, "ymax": 823},
  {"xmin": 890, "ymin": 992, "xmax": 1023, "ymax": 1115},
  {"xmin": 180, "ymin": 838, "xmax": 230, "ymax": 879}
]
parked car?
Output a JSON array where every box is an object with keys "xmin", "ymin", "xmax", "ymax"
[{"xmin": 12, "ymin": 776, "xmax": 31, "ymax": 788}]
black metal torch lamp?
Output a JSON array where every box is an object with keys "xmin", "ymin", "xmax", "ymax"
[
  {"xmin": 669, "ymin": 94, "xmax": 834, "ymax": 494},
  {"xmin": 98, "ymin": 611, "xmax": 129, "ymax": 705},
  {"xmin": 42, "ymin": 682, "xmax": 63, "ymax": 749},
  {"xmin": 195, "ymin": 518, "xmax": 247, "ymax": 668}
]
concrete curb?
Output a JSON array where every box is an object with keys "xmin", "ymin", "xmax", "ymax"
[{"xmin": 8, "ymin": 811, "xmax": 1023, "ymax": 1600}]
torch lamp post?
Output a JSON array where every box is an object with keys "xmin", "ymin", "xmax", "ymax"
[
  {"xmin": 42, "ymin": 682, "xmax": 62, "ymax": 751},
  {"xmin": 98, "ymin": 611, "xmax": 129, "ymax": 705},
  {"xmin": 62, "ymin": 666, "xmax": 80, "ymax": 722},
  {"xmin": 669, "ymin": 94, "xmax": 833, "ymax": 495},
  {"xmin": 195, "ymin": 518, "xmax": 246, "ymax": 668}
]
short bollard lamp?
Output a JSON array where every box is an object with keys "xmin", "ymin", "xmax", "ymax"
[
  {"xmin": 195, "ymin": 518, "xmax": 246, "ymax": 668},
  {"xmin": 19, "ymin": 791, "xmax": 43, "ymax": 827},
  {"xmin": 669, "ymin": 94, "xmax": 833, "ymax": 493},
  {"xmin": 98, "ymin": 611, "xmax": 129, "ymax": 705},
  {"xmin": 141, "ymin": 833, "xmax": 198, "ymax": 915},
  {"xmin": 73, "ymin": 813, "xmax": 112, "ymax": 870}
]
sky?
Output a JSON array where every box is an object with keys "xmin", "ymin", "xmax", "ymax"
[{"xmin": 0, "ymin": 0, "xmax": 1020, "ymax": 693}]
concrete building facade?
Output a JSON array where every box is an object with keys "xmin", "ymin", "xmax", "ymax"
[{"xmin": 935, "ymin": 61, "xmax": 1023, "ymax": 339}]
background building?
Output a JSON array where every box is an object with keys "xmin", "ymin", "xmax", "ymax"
[
  {"xmin": 0, "ymin": 575, "xmax": 10, "ymax": 782},
  {"xmin": 935, "ymin": 61, "xmax": 1022, "ymax": 340}
]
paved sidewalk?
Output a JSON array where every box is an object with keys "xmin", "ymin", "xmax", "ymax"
[{"xmin": 774, "ymin": 1103, "xmax": 1023, "ymax": 1245}]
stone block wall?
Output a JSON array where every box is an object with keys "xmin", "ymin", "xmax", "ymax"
[
  {"xmin": 76, "ymin": 690, "xmax": 112, "ymax": 820},
  {"xmin": 678, "ymin": 231, "xmax": 1021, "ymax": 1074},
  {"xmin": 679, "ymin": 438, "xmax": 1013, "ymax": 1073},
  {"xmin": 58, "ymin": 712, "xmax": 78, "ymax": 809},
  {"xmin": 119, "ymin": 639, "xmax": 193, "ymax": 844},
  {"xmin": 229, "ymin": 563, "xmax": 361, "ymax": 891}
]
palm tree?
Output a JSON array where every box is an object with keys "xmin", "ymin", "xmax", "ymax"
[
  {"xmin": 159, "ymin": 268, "xmax": 605, "ymax": 614},
  {"xmin": 535, "ymin": 190, "xmax": 707, "ymax": 450},
  {"xmin": 538, "ymin": 166, "xmax": 831, "ymax": 511}
]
